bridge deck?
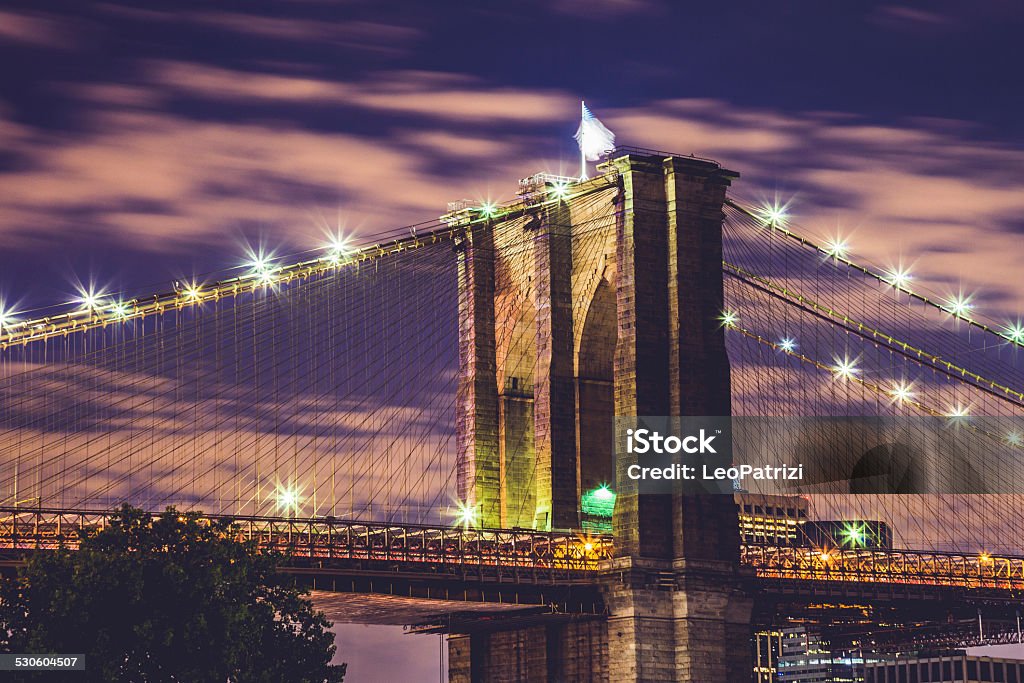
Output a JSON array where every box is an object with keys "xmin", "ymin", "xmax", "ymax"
[{"xmin": 2, "ymin": 508, "xmax": 1023, "ymax": 592}]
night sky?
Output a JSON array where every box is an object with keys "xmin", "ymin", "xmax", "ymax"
[
  {"xmin": 2, "ymin": 1, "xmax": 1023, "ymax": 320},
  {"xmin": 1, "ymin": 1, "xmax": 1023, "ymax": 680}
]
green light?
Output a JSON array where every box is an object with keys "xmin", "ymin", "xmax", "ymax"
[
  {"xmin": 581, "ymin": 485, "xmax": 615, "ymax": 519},
  {"xmin": 479, "ymin": 202, "xmax": 498, "ymax": 218},
  {"xmin": 840, "ymin": 522, "xmax": 866, "ymax": 548}
]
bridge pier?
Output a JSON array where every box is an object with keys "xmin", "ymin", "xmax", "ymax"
[
  {"xmin": 447, "ymin": 621, "xmax": 608, "ymax": 683},
  {"xmin": 601, "ymin": 153, "xmax": 751, "ymax": 682},
  {"xmin": 455, "ymin": 150, "xmax": 752, "ymax": 681},
  {"xmin": 446, "ymin": 574, "xmax": 751, "ymax": 683},
  {"xmin": 601, "ymin": 558, "xmax": 752, "ymax": 682}
]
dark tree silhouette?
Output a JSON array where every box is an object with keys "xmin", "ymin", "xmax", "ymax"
[{"xmin": 0, "ymin": 505, "xmax": 345, "ymax": 682}]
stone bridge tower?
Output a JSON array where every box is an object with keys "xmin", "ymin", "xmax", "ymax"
[{"xmin": 454, "ymin": 150, "xmax": 751, "ymax": 682}]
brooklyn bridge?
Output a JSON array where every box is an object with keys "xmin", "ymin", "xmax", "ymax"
[{"xmin": 2, "ymin": 148, "xmax": 1023, "ymax": 681}]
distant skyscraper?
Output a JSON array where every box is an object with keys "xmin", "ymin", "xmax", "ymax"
[
  {"xmin": 754, "ymin": 628, "xmax": 784, "ymax": 683},
  {"xmin": 776, "ymin": 626, "xmax": 867, "ymax": 682}
]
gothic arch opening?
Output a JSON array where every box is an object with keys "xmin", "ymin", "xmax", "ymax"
[{"xmin": 576, "ymin": 278, "xmax": 616, "ymax": 518}]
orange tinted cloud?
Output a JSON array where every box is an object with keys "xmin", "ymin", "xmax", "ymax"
[
  {"xmin": 613, "ymin": 102, "xmax": 1024, "ymax": 316},
  {"xmin": 2, "ymin": 63, "xmax": 1023, "ymax": 321},
  {"xmin": 150, "ymin": 61, "xmax": 573, "ymax": 122},
  {"xmin": 0, "ymin": 10, "xmax": 73, "ymax": 48}
]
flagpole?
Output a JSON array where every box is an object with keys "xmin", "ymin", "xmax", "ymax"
[{"xmin": 579, "ymin": 101, "xmax": 587, "ymax": 181}]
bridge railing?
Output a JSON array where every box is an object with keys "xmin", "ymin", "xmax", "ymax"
[
  {"xmin": 0, "ymin": 508, "xmax": 615, "ymax": 579},
  {"xmin": 5, "ymin": 508, "xmax": 1024, "ymax": 591},
  {"xmin": 742, "ymin": 545, "xmax": 1024, "ymax": 591}
]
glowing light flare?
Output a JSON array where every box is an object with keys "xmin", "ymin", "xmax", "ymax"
[
  {"xmin": 323, "ymin": 233, "xmax": 353, "ymax": 265},
  {"xmin": 258, "ymin": 268, "xmax": 280, "ymax": 287},
  {"xmin": 840, "ymin": 522, "xmax": 866, "ymax": 548},
  {"xmin": 0, "ymin": 304, "xmax": 15, "ymax": 330},
  {"xmin": 574, "ymin": 531, "xmax": 602, "ymax": 556},
  {"xmin": 183, "ymin": 283, "xmax": 203, "ymax": 302},
  {"xmin": 549, "ymin": 180, "xmax": 571, "ymax": 200},
  {"xmin": 816, "ymin": 548, "xmax": 834, "ymax": 564},
  {"xmin": 778, "ymin": 337, "xmax": 797, "ymax": 353},
  {"xmin": 943, "ymin": 293, "xmax": 974, "ymax": 319},
  {"xmin": 755, "ymin": 199, "xmax": 791, "ymax": 227},
  {"xmin": 244, "ymin": 247, "xmax": 276, "ymax": 278},
  {"xmin": 244, "ymin": 248, "xmax": 281, "ymax": 286},
  {"xmin": 1007, "ymin": 432, "xmax": 1023, "ymax": 447},
  {"xmin": 888, "ymin": 381, "xmax": 915, "ymax": 404},
  {"xmin": 718, "ymin": 309, "xmax": 739, "ymax": 329},
  {"xmin": 76, "ymin": 287, "xmax": 105, "ymax": 312},
  {"xmin": 1003, "ymin": 321, "xmax": 1024, "ymax": 344},
  {"xmin": 453, "ymin": 500, "xmax": 479, "ymax": 530},
  {"xmin": 945, "ymin": 404, "xmax": 971, "ymax": 425},
  {"xmin": 108, "ymin": 300, "xmax": 132, "ymax": 320},
  {"xmin": 884, "ymin": 266, "xmax": 913, "ymax": 290},
  {"xmin": 824, "ymin": 237, "xmax": 849, "ymax": 260},
  {"xmin": 831, "ymin": 355, "xmax": 860, "ymax": 381},
  {"xmin": 274, "ymin": 484, "xmax": 303, "ymax": 517},
  {"xmin": 479, "ymin": 202, "xmax": 498, "ymax": 218},
  {"xmin": 979, "ymin": 551, "xmax": 993, "ymax": 565}
]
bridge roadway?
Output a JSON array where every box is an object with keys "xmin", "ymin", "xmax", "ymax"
[{"xmin": 2, "ymin": 508, "xmax": 1023, "ymax": 631}]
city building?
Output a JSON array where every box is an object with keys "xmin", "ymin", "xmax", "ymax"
[
  {"xmin": 865, "ymin": 652, "xmax": 1024, "ymax": 682},
  {"xmin": 776, "ymin": 626, "xmax": 868, "ymax": 682},
  {"xmin": 737, "ymin": 493, "xmax": 809, "ymax": 546},
  {"xmin": 736, "ymin": 493, "xmax": 893, "ymax": 550},
  {"xmin": 754, "ymin": 628, "xmax": 784, "ymax": 683}
]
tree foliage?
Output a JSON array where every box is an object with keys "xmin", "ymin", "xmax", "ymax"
[{"xmin": 0, "ymin": 505, "xmax": 345, "ymax": 682}]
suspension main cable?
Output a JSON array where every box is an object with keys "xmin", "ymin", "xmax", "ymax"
[
  {"xmin": 723, "ymin": 261, "xmax": 1024, "ymax": 406},
  {"xmin": 725, "ymin": 198, "xmax": 1024, "ymax": 348}
]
